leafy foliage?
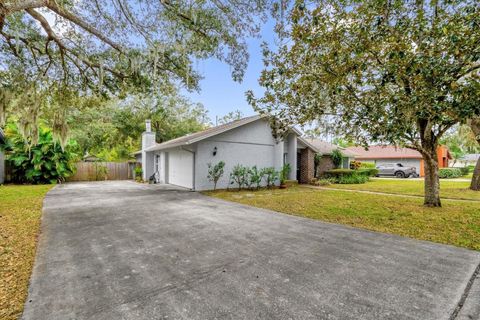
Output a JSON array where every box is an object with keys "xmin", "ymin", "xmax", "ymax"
[
  {"xmin": 207, "ymin": 161, "xmax": 225, "ymax": 190},
  {"xmin": 248, "ymin": 0, "xmax": 480, "ymax": 206},
  {"xmin": 230, "ymin": 164, "xmax": 248, "ymax": 191},
  {"xmin": 1, "ymin": 123, "xmax": 78, "ymax": 184},
  {"xmin": 249, "ymin": 166, "xmax": 265, "ymax": 190},
  {"xmin": 279, "ymin": 163, "xmax": 291, "ymax": 184},
  {"xmin": 262, "ymin": 167, "xmax": 278, "ymax": 188},
  {"xmin": 438, "ymin": 168, "xmax": 463, "ymax": 179},
  {"xmin": 331, "ymin": 149, "xmax": 343, "ymax": 169}
]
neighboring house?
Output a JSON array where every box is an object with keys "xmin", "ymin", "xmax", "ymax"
[
  {"xmin": 346, "ymin": 145, "xmax": 452, "ymax": 177},
  {"xmin": 135, "ymin": 115, "xmax": 319, "ymax": 190},
  {"xmin": 454, "ymin": 154, "xmax": 480, "ymax": 167},
  {"xmin": 0, "ymin": 128, "xmax": 5, "ymax": 184},
  {"xmin": 305, "ymin": 139, "xmax": 358, "ymax": 176}
]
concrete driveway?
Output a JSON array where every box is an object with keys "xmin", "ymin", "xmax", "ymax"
[{"xmin": 23, "ymin": 181, "xmax": 480, "ymax": 320}]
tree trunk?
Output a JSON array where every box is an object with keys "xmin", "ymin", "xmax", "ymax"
[
  {"xmin": 468, "ymin": 118, "xmax": 480, "ymax": 191},
  {"xmin": 471, "ymin": 157, "xmax": 480, "ymax": 191},
  {"xmin": 423, "ymin": 155, "xmax": 441, "ymax": 207}
]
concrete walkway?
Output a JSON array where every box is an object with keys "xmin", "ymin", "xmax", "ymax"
[{"xmin": 23, "ymin": 181, "xmax": 480, "ymax": 320}]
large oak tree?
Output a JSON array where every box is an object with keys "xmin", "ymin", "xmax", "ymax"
[{"xmin": 248, "ymin": 0, "xmax": 480, "ymax": 207}]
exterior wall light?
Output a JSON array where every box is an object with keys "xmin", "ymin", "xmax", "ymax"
[{"xmin": 213, "ymin": 146, "xmax": 217, "ymax": 156}]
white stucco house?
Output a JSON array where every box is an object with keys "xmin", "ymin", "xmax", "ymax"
[{"xmin": 135, "ymin": 115, "xmax": 319, "ymax": 190}]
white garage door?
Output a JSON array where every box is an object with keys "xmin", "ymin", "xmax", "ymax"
[{"xmin": 168, "ymin": 150, "xmax": 194, "ymax": 189}]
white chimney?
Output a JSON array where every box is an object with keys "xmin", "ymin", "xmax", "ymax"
[{"xmin": 141, "ymin": 119, "xmax": 156, "ymax": 181}]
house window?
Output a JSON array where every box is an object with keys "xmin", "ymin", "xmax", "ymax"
[{"xmin": 283, "ymin": 153, "xmax": 288, "ymax": 165}]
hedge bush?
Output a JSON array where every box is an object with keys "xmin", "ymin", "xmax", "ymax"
[
  {"xmin": 324, "ymin": 169, "xmax": 369, "ymax": 184},
  {"xmin": 359, "ymin": 162, "xmax": 376, "ymax": 169},
  {"xmin": 358, "ymin": 168, "xmax": 379, "ymax": 177},
  {"xmin": 438, "ymin": 168, "xmax": 462, "ymax": 179},
  {"xmin": 459, "ymin": 167, "xmax": 470, "ymax": 176},
  {"xmin": 337, "ymin": 174, "xmax": 369, "ymax": 184}
]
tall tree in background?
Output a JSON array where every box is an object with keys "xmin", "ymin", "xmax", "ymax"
[{"xmin": 248, "ymin": 0, "xmax": 480, "ymax": 207}]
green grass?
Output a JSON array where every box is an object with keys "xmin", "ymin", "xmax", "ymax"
[
  {"xmin": 328, "ymin": 178, "xmax": 480, "ymax": 201},
  {"xmin": 0, "ymin": 184, "xmax": 53, "ymax": 320},
  {"xmin": 205, "ymin": 186, "xmax": 480, "ymax": 251}
]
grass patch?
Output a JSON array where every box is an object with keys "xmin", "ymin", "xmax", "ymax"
[
  {"xmin": 0, "ymin": 184, "xmax": 53, "ymax": 320},
  {"xmin": 328, "ymin": 178, "xmax": 480, "ymax": 201},
  {"xmin": 206, "ymin": 186, "xmax": 480, "ymax": 251}
]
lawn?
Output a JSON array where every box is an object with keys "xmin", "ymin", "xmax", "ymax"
[
  {"xmin": 328, "ymin": 178, "xmax": 480, "ymax": 201},
  {"xmin": 0, "ymin": 184, "xmax": 53, "ymax": 320},
  {"xmin": 205, "ymin": 185, "xmax": 480, "ymax": 251}
]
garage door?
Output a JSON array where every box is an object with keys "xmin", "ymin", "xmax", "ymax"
[{"xmin": 168, "ymin": 150, "xmax": 194, "ymax": 189}]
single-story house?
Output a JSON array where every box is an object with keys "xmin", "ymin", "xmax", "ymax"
[
  {"xmin": 345, "ymin": 145, "xmax": 452, "ymax": 177},
  {"xmin": 305, "ymin": 139, "xmax": 358, "ymax": 176},
  {"xmin": 0, "ymin": 128, "xmax": 5, "ymax": 184},
  {"xmin": 135, "ymin": 115, "xmax": 319, "ymax": 190},
  {"xmin": 453, "ymin": 154, "xmax": 480, "ymax": 167}
]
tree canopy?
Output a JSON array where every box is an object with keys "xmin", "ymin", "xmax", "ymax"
[
  {"xmin": 247, "ymin": 0, "xmax": 480, "ymax": 206},
  {"xmin": 1, "ymin": 0, "xmax": 269, "ymax": 92}
]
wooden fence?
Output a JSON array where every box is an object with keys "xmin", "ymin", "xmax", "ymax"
[{"xmin": 68, "ymin": 162, "xmax": 136, "ymax": 182}]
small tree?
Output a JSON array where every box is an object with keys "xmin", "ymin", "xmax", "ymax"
[
  {"xmin": 249, "ymin": 166, "xmax": 265, "ymax": 190},
  {"xmin": 331, "ymin": 149, "xmax": 343, "ymax": 169},
  {"xmin": 262, "ymin": 167, "xmax": 278, "ymax": 188},
  {"xmin": 207, "ymin": 161, "xmax": 225, "ymax": 191},
  {"xmin": 230, "ymin": 164, "xmax": 248, "ymax": 191}
]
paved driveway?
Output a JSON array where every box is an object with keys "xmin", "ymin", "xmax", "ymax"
[{"xmin": 23, "ymin": 181, "xmax": 480, "ymax": 320}]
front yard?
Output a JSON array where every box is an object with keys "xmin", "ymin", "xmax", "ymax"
[
  {"xmin": 205, "ymin": 183, "xmax": 480, "ymax": 251},
  {"xmin": 0, "ymin": 185, "xmax": 53, "ymax": 320}
]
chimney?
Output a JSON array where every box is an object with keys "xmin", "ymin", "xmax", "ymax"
[{"xmin": 141, "ymin": 119, "xmax": 156, "ymax": 181}]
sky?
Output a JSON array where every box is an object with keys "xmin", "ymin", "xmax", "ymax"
[{"xmin": 183, "ymin": 19, "xmax": 277, "ymax": 123}]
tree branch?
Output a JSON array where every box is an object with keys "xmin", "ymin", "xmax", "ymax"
[{"xmin": 45, "ymin": 1, "xmax": 124, "ymax": 53}]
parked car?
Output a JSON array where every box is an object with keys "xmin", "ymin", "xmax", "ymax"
[{"xmin": 376, "ymin": 163, "xmax": 418, "ymax": 178}]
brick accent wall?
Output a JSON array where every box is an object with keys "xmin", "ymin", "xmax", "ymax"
[
  {"xmin": 299, "ymin": 148, "xmax": 315, "ymax": 184},
  {"xmin": 316, "ymin": 155, "xmax": 335, "ymax": 177}
]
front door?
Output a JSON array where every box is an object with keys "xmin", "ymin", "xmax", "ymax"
[{"xmin": 296, "ymin": 152, "xmax": 301, "ymax": 181}]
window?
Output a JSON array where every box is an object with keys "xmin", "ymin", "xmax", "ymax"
[{"xmin": 283, "ymin": 153, "xmax": 288, "ymax": 165}]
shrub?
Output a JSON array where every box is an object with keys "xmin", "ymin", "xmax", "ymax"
[
  {"xmin": 358, "ymin": 168, "xmax": 379, "ymax": 177},
  {"xmin": 134, "ymin": 167, "xmax": 142, "ymax": 178},
  {"xmin": 459, "ymin": 167, "xmax": 470, "ymax": 176},
  {"xmin": 279, "ymin": 163, "xmax": 291, "ymax": 184},
  {"xmin": 359, "ymin": 162, "xmax": 376, "ymax": 169},
  {"xmin": 324, "ymin": 169, "xmax": 357, "ymax": 178},
  {"xmin": 350, "ymin": 160, "xmax": 362, "ymax": 170},
  {"xmin": 3, "ymin": 123, "xmax": 78, "ymax": 184},
  {"xmin": 439, "ymin": 168, "xmax": 462, "ymax": 179},
  {"xmin": 207, "ymin": 161, "xmax": 226, "ymax": 190},
  {"xmin": 230, "ymin": 164, "xmax": 248, "ymax": 190},
  {"xmin": 261, "ymin": 167, "xmax": 278, "ymax": 188},
  {"xmin": 324, "ymin": 169, "xmax": 369, "ymax": 184},
  {"xmin": 249, "ymin": 166, "xmax": 264, "ymax": 190},
  {"xmin": 331, "ymin": 149, "xmax": 343, "ymax": 168},
  {"xmin": 336, "ymin": 174, "xmax": 369, "ymax": 184}
]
